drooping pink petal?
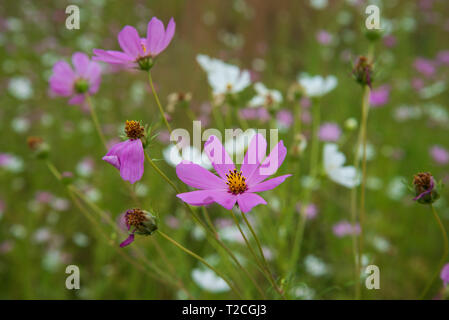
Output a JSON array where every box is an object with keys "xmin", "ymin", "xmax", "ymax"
[
  {"xmin": 118, "ymin": 26, "xmax": 144, "ymax": 58},
  {"xmin": 249, "ymin": 174, "xmax": 292, "ymax": 193},
  {"xmin": 102, "ymin": 140, "xmax": 133, "ymax": 170},
  {"xmin": 177, "ymin": 190, "xmax": 236, "ymax": 210},
  {"xmin": 241, "ymin": 133, "xmax": 267, "ymax": 180},
  {"xmin": 118, "ymin": 139, "xmax": 144, "ymax": 184},
  {"xmin": 119, "ymin": 233, "xmax": 135, "ymax": 247},
  {"xmin": 204, "ymin": 135, "xmax": 235, "ymax": 180},
  {"xmin": 146, "ymin": 17, "xmax": 165, "ymax": 56},
  {"xmin": 237, "ymin": 193, "xmax": 267, "ymax": 213},
  {"xmin": 102, "ymin": 155, "xmax": 120, "ymax": 169},
  {"xmin": 68, "ymin": 94, "xmax": 85, "ymax": 105},
  {"xmin": 157, "ymin": 17, "xmax": 175, "ymax": 55},
  {"xmin": 176, "ymin": 161, "xmax": 226, "ymax": 190},
  {"xmin": 247, "ymin": 140, "xmax": 287, "ymax": 186},
  {"xmin": 72, "ymin": 52, "xmax": 90, "ymax": 77}
]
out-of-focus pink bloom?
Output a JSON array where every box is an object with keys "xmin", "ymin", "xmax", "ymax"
[
  {"xmin": 215, "ymin": 218, "xmax": 234, "ymax": 229},
  {"xmin": 370, "ymin": 85, "xmax": 390, "ymax": 107},
  {"xmin": 157, "ymin": 130, "xmax": 171, "ymax": 144},
  {"xmin": 411, "ymin": 78, "xmax": 425, "ymax": 91},
  {"xmin": 239, "ymin": 107, "xmax": 271, "ymax": 123},
  {"xmin": 301, "ymin": 110, "xmax": 312, "ymax": 124},
  {"xmin": 383, "ymin": 35, "xmax": 397, "ymax": 48},
  {"xmin": 296, "ymin": 202, "xmax": 318, "ymax": 220},
  {"xmin": 300, "ymin": 97, "xmax": 311, "ymax": 108},
  {"xmin": 413, "ymin": 58, "xmax": 435, "ymax": 78},
  {"xmin": 176, "ymin": 134, "xmax": 291, "ymax": 213},
  {"xmin": 0, "ymin": 241, "xmax": 14, "ymax": 254},
  {"xmin": 318, "ymin": 122, "xmax": 341, "ymax": 142},
  {"xmin": 103, "ymin": 139, "xmax": 144, "ymax": 184},
  {"xmin": 93, "ymin": 17, "xmax": 175, "ymax": 70},
  {"xmin": 333, "ymin": 221, "xmax": 361, "ymax": 237},
  {"xmin": 441, "ymin": 263, "xmax": 449, "ymax": 286},
  {"xmin": 35, "ymin": 191, "xmax": 53, "ymax": 204},
  {"xmin": 430, "ymin": 145, "xmax": 449, "ymax": 165},
  {"xmin": 49, "ymin": 52, "xmax": 101, "ymax": 105},
  {"xmin": 165, "ymin": 215, "xmax": 180, "ymax": 229},
  {"xmin": 276, "ymin": 110, "xmax": 293, "ymax": 129},
  {"xmin": 436, "ymin": 50, "xmax": 449, "ymax": 65},
  {"xmin": 316, "ymin": 30, "xmax": 333, "ymax": 45}
]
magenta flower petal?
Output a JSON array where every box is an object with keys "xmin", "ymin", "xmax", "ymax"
[
  {"xmin": 160, "ymin": 18, "xmax": 176, "ymax": 53},
  {"xmin": 119, "ymin": 233, "xmax": 135, "ymax": 247},
  {"xmin": 249, "ymin": 174, "xmax": 292, "ymax": 193},
  {"xmin": 241, "ymin": 134, "xmax": 267, "ymax": 180},
  {"xmin": 92, "ymin": 49, "xmax": 135, "ymax": 64},
  {"xmin": 176, "ymin": 190, "xmax": 220, "ymax": 206},
  {"xmin": 204, "ymin": 135, "xmax": 235, "ymax": 179},
  {"xmin": 146, "ymin": 17, "xmax": 165, "ymax": 55},
  {"xmin": 102, "ymin": 139, "xmax": 144, "ymax": 184},
  {"xmin": 49, "ymin": 61, "xmax": 75, "ymax": 96},
  {"xmin": 86, "ymin": 62, "xmax": 102, "ymax": 94},
  {"xmin": 118, "ymin": 26, "xmax": 144, "ymax": 58},
  {"xmin": 68, "ymin": 94, "xmax": 85, "ymax": 105},
  {"xmin": 118, "ymin": 139, "xmax": 144, "ymax": 184},
  {"xmin": 247, "ymin": 140, "xmax": 287, "ymax": 186},
  {"xmin": 72, "ymin": 52, "xmax": 90, "ymax": 77},
  {"xmin": 176, "ymin": 161, "xmax": 226, "ymax": 190},
  {"xmin": 237, "ymin": 193, "xmax": 267, "ymax": 213}
]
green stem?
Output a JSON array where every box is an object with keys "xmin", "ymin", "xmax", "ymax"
[
  {"xmin": 420, "ymin": 204, "xmax": 449, "ymax": 299},
  {"xmin": 157, "ymin": 230, "xmax": 243, "ymax": 298},
  {"xmin": 86, "ymin": 95, "xmax": 107, "ymax": 149},
  {"xmin": 358, "ymin": 84, "xmax": 370, "ymax": 298},
  {"xmin": 240, "ymin": 210, "xmax": 286, "ymax": 299},
  {"xmin": 148, "ymin": 71, "xmax": 172, "ymax": 134}
]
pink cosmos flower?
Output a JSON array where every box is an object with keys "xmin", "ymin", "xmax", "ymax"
[
  {"xmin": 413, "ymin": 58, "xmax": 435, "ymax": 78},
  {"xmin": 176, "ymin": 134, "xmax": 291, "ymax": 213},
  {"xmin": 430, "ymin": 145, "xmax": 449, "ymax": 165},
  {"xmin": 316, "ymin": 30, "xmax": 333, "ymax": 46},
  {"xmin": 318, "ymin": 122, "xmax": 341, "ymax": 142},
  {"xmin": 238, "ymin": 107, "xmax": 271, "ymax": 123},
  {"xmin": 333, "ymin": 221, "xmax": 361, "ymax": 238},
  {"xmin": 102, "ymin": 121, "xmax": 145, "ymax": 184},
  {"xmin": 441, "ymin": 263, "xmax": 449, "ymax": 286},
  {"xmin": 49, "ymin": 52, "xmax": 101, "ymax": 105},
  {"xmin": 370, "ymin": 85, "xmax": 390, "ymax": 107},
  {"xmin": 93, "ymin": 17, "xmax": 175, "ymax": 70}
]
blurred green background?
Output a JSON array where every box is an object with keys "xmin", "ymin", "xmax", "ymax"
[{"xmin": 1, "ymin": 0, "xmax": 449, "ymax": 299}]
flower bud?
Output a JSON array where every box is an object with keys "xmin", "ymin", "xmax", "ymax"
[
  {"xmin": 352, "ymin": 56, "xmax": 374, "ymax": 88},
  {"xmin": 119, "ymin": 208, "xmax": 158, "ymax": 247},
  {"xmin": 412, "ymin": 172, "xmax": 440, "ymax": 205},
  {"xmin": 27, "ymin": 136, "xmax": 50, "ymax": 159},
  {"xmin": 364, "ymin": 29, "xmax": 383, "ymax": 43},
  {"xmin": 137, "ymin": 57, "xmax": 154, "ymax": 71}
]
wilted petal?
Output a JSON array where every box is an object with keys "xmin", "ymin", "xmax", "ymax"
[
  {"xmin": 119, "ymin": 233, "xmax": 135, "ymax": 247},
  {"xmin": 119, "ymin": 139, "xmax": 144, "ymax": 184}
]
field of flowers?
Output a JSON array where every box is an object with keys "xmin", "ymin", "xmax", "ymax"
[{"xmin": 2, "ymin": 0, "xmax": 449, "ymax": 300}]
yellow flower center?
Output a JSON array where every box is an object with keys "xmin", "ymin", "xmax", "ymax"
[
  {"xmin": 226, "ymin": 169, "xmax": 248, "ymax": 195},
  {"xmin": 226, "ymin": 83, "xmax": 233, "ymax": 91},
  {"xmin": 125, "ymin": 120, "xmax": 145, "ymax": 140},
  {"xmin": 141, "ymin": 43, "xmax": 147, "ymax": 54}
]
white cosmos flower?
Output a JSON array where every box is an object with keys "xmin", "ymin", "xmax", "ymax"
[
  {"xmin": 163, "ymin": 144, "xmax": 212, "ymax": 170},
  {"xmin": 249, "ymin": 82, "xmax": 283, "ymax": 108},
  {"xmin": 8, "ymin": 76, "xmax": 33, "ymax": 100},
  {"xmin": 297, "ymin": 73, "xmax": 337, "ymax": 97},
  {"xmin": 304, "ymin": 255, "xmax": 330, "ymax": 277},
  {"xmin": 196, "ymin": 54, "xmax": 251, "ymax": 95},
  {"xmin": 191, "ymin": 268, "xmax": 230, "ymax": 293},
  {"xmin": 323, "ymin": 143, "xmax": 360, "ymax": 188}
]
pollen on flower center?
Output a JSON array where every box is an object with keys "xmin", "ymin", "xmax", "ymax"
[
  {"xmin": 226, "ymin": 169, "xmax": 248, "ymax": 195},
  {"xmin": 226, "ymin": 83, "xmax": 233, "ymax": 91},
  {"xmin": 126, "ymin": 208, "xmax": 146, "ymax": 227},
  {"xmin": 125, "ymin": 120, "xmax": 145, "ymax": 140}
]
